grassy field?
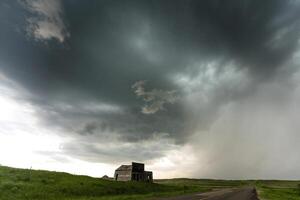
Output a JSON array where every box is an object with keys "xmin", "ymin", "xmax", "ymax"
[
  {"xmin": 0, "ymin": 165, "xmax": 300, "ymax": 200},
  {"xmin": 0, "ymin": 165, "xmax": 180, "ymax": 200},
  {"xmin": 256, "ymin": 180, "xmax": 300, "ymax": 200},
  {"xmin": 0, "ymin": 166, "xmax": 214, "ymax": 200},
  {"xmin": 156, "ymin": 178, "xmax": 248, "ymax": 191}
]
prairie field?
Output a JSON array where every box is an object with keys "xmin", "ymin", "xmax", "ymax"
[{"xmin": 0, "ymin": 166, "xmax": 299, "ymax": 200}]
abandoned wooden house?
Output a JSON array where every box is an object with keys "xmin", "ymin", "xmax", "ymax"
[{"xmin": 114, "ymin": 162, "xmax": 153, "ymax": 182}]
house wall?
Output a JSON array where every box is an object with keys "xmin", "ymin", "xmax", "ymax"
[
  {"xmin": 131, "ymin": 171, "xmax": 153, "ymax": 182},
  {"xmin": 145, "ymin": 171, "xmax": 153, "ymax": 182},
  {"xmin": 114, "ymin": 170, "xmax": 131, "ymax": 181},
  {"xmin": 132, "ymin": 162, "xmax": 144, "ymax": 172},
  {"xmin": 131, "ymin": 172, "xmax": 145, "ymax": 181}
]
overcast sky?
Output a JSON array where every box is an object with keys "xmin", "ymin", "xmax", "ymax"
[{"xmin": 1, "ymin": 0, "xmax": 300, "ymax": 179}]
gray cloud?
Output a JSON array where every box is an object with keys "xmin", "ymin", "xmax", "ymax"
[
  {"xmin": 61, "ymin": 132, "xmax": 177, "ymax": 164},
  {"xmin": 1, "ymin": 0, "xmax": 300, "ymax": 178},
  {"xmin": 132, "ymin": 80, "xmax": 177, "ymax": 114},
  {"xmin": 21, "ymin": 0, "xmax": 70, "ymax": 42},
  {"xmin": 189, "ymin": 74, "xmax": 300, "ymax": 179}
]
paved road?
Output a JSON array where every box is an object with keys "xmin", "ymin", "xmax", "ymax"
[{"xmin": 157, "ymin": 187, "xmax": 259, "ymax": 200}]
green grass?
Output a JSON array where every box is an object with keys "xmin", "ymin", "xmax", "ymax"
[
  {"xmin": 256, "ymin": 180, "xmax": 300, "ymax": 200},
  {"xmin": 1, "ymin": 165, "xmax": 300, "ymax": 200},
  {"xmin": 0, "ymin": 166, "xmax": 213, "ymax": 200},
  {"xmin": 156, "ymin": 178, "xmax": 248, "ymax": 191}
]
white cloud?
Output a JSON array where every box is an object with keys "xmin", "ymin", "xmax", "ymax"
[
  {"xmin": 53, "ymin": 101, "xmax": 123, "ymax": 114},
  {"xmin": 132, "ymin": 80, "xmax": 177, "ymax": 114},
  {"xmin": 0, "ymin": 73, "xmax": 116, "ymax": 177},
  {"xmin": 174, "ymin": 61, "xmax": 249, "ymax": 103},
  {"xmin": 22, "ymin": 0, "xmax": 70, "ymax": 43},
  {"xmin": 148, "ymin": 144, "xmax": 200, "ymax": 179}
]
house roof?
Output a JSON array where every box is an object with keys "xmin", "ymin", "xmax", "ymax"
[{"xmin": 115, "ymin": 165, "xmax": 132, "ymax": 171}]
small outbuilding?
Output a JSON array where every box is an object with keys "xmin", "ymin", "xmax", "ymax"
[{"xmin": 114, "ymin": 162, "xmax": 153, "ymax": 182}]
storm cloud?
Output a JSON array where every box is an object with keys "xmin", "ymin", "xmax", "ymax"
[
  {"xmin": 21, "ymin": 0, "xmax": 70, "ymax": 42},
  {"xmin": 1, "ymin": 0, "xmax": 300, "ymax": 178},
  {"xmin": 132, "ymin": 80, "xmax": 177, "ymax": 114}
]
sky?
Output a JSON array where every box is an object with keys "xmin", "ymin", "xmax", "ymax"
[{"xmin": 0, "ymin": 0, "xmax": 300, "ymax": 179}]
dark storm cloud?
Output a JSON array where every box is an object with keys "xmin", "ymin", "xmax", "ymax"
[
  {"xmin": 38, "ymin": 101, "xmax": 185, "ymax": 143},
  {"xmin": 60, "ymin": 133, "xmax": 177, "ymax": 163},
  {"xmin": 1, "ymin": 0, "xmax": 300, "ymax": 165}
]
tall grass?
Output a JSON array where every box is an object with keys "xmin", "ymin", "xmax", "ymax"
[{"xmin": 0, "ymin": 166, "xmax": 210, "ymax": 200}]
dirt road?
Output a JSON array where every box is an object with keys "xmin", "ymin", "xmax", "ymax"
[{"xmin": 157, "ymin": 187, "xmax": 259, "ymax": 200}]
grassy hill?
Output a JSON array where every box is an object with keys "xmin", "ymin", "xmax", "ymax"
[
  {"xmin": 0, "ymin": 165, "xmax": 211, "ymax": 200},
  {"xmin": 0, "ymin": 165, "xmax": 300, "ymax": 200}
]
